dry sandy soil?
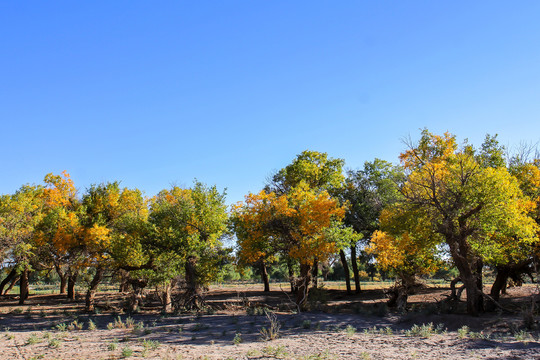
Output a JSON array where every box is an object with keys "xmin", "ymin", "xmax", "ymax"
[{"xmin": 0, "ymin": 284, "xmax": 539, "ymax": 359}]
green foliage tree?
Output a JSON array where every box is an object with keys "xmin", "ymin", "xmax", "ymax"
[
  {"xmin": 340, "ymin": 159, "xmax": 404, "ymax": 293},
  {"xmin": 374, "ymin": 130, "xmax": 538, "ymax": 314},
  {"xmin": 148, "ymin": 181, "xmax": 228, "ymax": 310},
  {"xmin": 0, "ymin": 185, "xmax": 45, "ymax": 304}
]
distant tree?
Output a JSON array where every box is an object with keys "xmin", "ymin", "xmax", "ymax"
[
  {"xmin": 340, "ymin": 159, "xmax": 404, "ymax": 293},
  {"xmin": 266, "ymin": 150, "xmax": 345, "ymax": 196}
]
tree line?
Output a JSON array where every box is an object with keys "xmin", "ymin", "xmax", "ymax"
[{"xmin": 1, "ymin": 129, "xmax": 539, "ymax": 315}]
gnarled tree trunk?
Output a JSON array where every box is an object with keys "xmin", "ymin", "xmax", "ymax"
[
  {"xmin": 4, "ymin": 275, "xmax": 19, "ymax": 295},
  {"xmin": 183, "ymin": 256, "xmax": 202, "ymax": 309},
  {"xmin": 129, "ymin": 278, "xmax": 147, "ymax": 313},
  {"xmin": 55, "ymin": 265, "xmax": 67, "ymax": 294},
  {"xmin": 296, "ymin": 263, "xmax": 312, "ymax": 309},
  {"xmin": 118, "ymin": 270, "xmax": 130, "ymax": 293},
  {"xmin": 447, "ymin": 234, "xmax": 484, "ymax": 315},
  {"xmin": 85, "ymin": 267, "xmax": 104, "ymax": 312},
  {"xmin": 67, "ymin": 272, "xmax": 78, "ymax": 300},
  {"xmin": 260, "ymin": 261, "xmax": 270, "ymax": 292},
  {"xmin": 449, "ymin": 277, "xmax": 462, "ymax": 301},
  {"xmin": 0, "ymin": 267, "xmax": 17, "ymax": 295}
]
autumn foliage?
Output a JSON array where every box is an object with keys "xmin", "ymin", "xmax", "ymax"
[{"xmin": 1, "ymin": 131, "xmax": 539, "ymax": 316}]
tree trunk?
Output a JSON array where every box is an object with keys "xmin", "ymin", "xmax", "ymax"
[
  {"xmin": 183, "ymin": 256, "xmax": 202, "ymax": 309},
  {"xmin": 118, "ymin": 270, "xmax": 130, "ymax": 293},
  {"xmin": 312, "ymin": 258, "xmax": 318, "ymax": 288},
  {"xmin": 287, "ymin": 258, "xmax": 297, "ymax": 293},
  {"xmin": 85, "ymin": 267, "xmax": 104, "ymax": 312},
  {"xmin": 5, "ymin": 275, "xmax": 19, "ymax": 295},
  {"xmin": 454, "ymin": 257, "xmax": 484, "ymax": 315},
  {"xmin": 339, "ymin": 249, "xmax": 351, "ymax": 294},
  {"xmin": 463, "ymin": 277, "xmax": 483, "ymax": 315},
  {"xmin": 260, "ymin": 261, "xmax": 270, "ymax": 292},
  {"xmin": 59, "ymin": 276, "xmax": 67, "ymax": 294},
  {"xmin": 55, "ymin": 264, "xmax": 67, "ymax": 294},
  {"xmin": 296, "ymin": 263, "xmax": 312, "ymax": 309},
  {"xmin": 449, "ymin": 277, "xmax": 462, "ymax": 301},
  {"xmin": 19, "ymin": 268, "xmax": 30, "ymax": 305},
  {"xmin": 0, "ymin": 268, "xmax": 17, "ymax": 295},
  {"xmin": 321, "ymin": 262, "xmax": 330, "ymax": 281},
  {"xmin": 67, "ymin": 272, "xmax": 78, "ymax": 300},
  {"xmin": 448, "ymin": 237, "xmax": 484, "ymax": 315},
  {"xmin": 490, "ymin": 267, "xmax": 509, "ymax": 302},
  {"xmin": 350, "ymin": 245, "xmax": 361, "ymax": 293},
  {"xmin": 476, "ymin": 259, "xmax": 483, "ymax": 293},
  {"xmin": 129, "ymin": 278, "xmax": 147, "ymax": 313},
  {"xmin": 162, "ymin": 281, "xmax": 173, "ymax": 313}
]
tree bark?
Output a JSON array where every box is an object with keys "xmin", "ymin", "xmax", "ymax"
[
  {"xmin": 350, "ymin": 245, "xmax": 361, "ymax": 293},
  {"xmin": 0, "ymin": 267, "xmax": 17, "ymax": 295},
  {"xmin": 449, "ymin": 277, "xmax": 462, "ymax": 301},
  {"xmin": 18, "ymin": 268, "xmax": 30, "ymax": 305},
  {"xmin": 487, "ymin": 267, "xmax": 509, "ymax": 311},
  {"xmin": 118, "ymin": 270, "xmax": 130, "ymax": 293},
  {"xmin": 4, "ymin": 275, "xmax": 19, "ymax": 295},
  {"xmin": 129, "ymin": 278, "xmax": 147, "ymax": 313},
  {"xmin": 59, "ymin": 275, "xmax": 67, "ymax": 294},
  {"xmin": 260, "ymin": 261, "xmax": 270, "ymax": 292},
  {"xmin": 287, "ymin": 258, "xmax": 297, "ymax": 293},
  {"xmin": 296, "ymin": 263, "xmax": 312, "ymax": 309},
  {"xmin": 54, "ymin": 264, "xmax": 68, "ymax": 294},
  {"xmin": 67, "ymin": 272, "xmax": 78, "ymax": 300},
  {"xmin": 312, "ymin": 258, "xmax": 318, "ymax": 288},
  {"xmin": 162, "ymin": 281, "xmax": 173, "ymax": 313},
  {"xmin": 85, "ymin": 267, "xmax": 104, "ymax": 312},
  {"xmin": 448, "ymin": 236, "xmax": 484, "ymax": 315},
  {"xmin": 339, "ymin": 249, "xmax": 352, "ymax": 294},
  {"xmin": 183, "ymin": 256, "xmax": 202, "ymax": 309}
]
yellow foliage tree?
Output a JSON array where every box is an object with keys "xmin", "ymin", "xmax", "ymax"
[
  {"xmin": 233, "ymin": 182, "xmax": 345, "ymax": 307},
  {"xmin": 375, "ymin": 130, "xmax": 538, "ymax": 314}
]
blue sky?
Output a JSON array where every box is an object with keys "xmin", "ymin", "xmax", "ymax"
[{"xmin": 1, "ymin": 1, "xmax": 540, "ymax": 205}]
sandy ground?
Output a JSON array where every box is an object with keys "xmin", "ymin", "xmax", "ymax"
[
  {"xmin": 0, "ymin": 285, "xmax": 538, "ymax": 359},
  {"xmin": 1, "ymin": 312, "xmax": 539, "ymax": 360}
]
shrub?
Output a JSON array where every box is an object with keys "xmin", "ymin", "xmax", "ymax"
[
  {"xmin": 259, "ymin": 311, "xmax": 281, "ymax": 341},
  {"xmin": 48, "ymin": 338, "xmax": 61, "ymax": 348},
  {"xmin": 233, "ymin": 332, "xmax": 242, "ymax": 345},
  {"xmin": 121, "ymin": 346, "xmax": 133, "ymax": 358},
  {"xmin": 26, "ymin": 334, "xmax": 40, "ymax": 345}
]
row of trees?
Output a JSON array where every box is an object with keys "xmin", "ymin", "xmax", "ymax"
[
  {"xmin": 1, "ymin": 129, "xmax": 539, "ymax": 315},
  {"xmin": 0, "ymin": 173, "xmax": 228, "ymax": 312},
  {"xmin": 232, "ymin": 131, "xmax": 540, "ymax": 314}
]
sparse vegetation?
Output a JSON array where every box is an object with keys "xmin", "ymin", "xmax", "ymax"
[
  {"xmin": 121, "ymin": 346, "xmax": 134, "ymax": 358},
  {"xmin": 259, "ymin": 311, "xmax": 281, "ymax": 341},
  {"xmin": 48, "ymin": 338, "xmax": 61, "ymax": 348},
  {"xmin": 404, "ymin": 323, "xmax": 445, "ymax": 338},
  {"xmin": 26, "ymin": 333, "xmax": 40, "ymax": 345},
  {"xmin": 233, "ymin": 332, "xmax": 242, "ymax": 345}
]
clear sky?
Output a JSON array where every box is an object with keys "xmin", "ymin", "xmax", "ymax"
[{"xmin": 1, "ymin": 1, "xmax": 540, "ymax": 205}]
